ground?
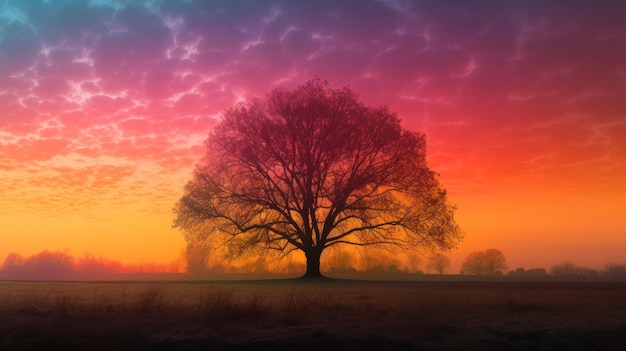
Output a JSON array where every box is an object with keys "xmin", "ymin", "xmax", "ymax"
[{"xmin": 1, "ymin": 279, "xmax": 625, "ymax": 350}]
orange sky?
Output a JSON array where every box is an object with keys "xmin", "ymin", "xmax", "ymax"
[{"xmin": 1, "ymin": 1, "xmax": 625, "ymax": 272}]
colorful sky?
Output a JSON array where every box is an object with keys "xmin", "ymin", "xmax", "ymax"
[{"xmin": 1, "ymin": 0, "xmax": 625, "ymax": 272}]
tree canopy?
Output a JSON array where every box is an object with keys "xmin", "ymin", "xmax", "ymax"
[
  {"xmin": 461, "ymin": 249, "xmax": 507, "ymax": 276},
  {"xmin": 173, "ymin": 79, "xmax": 462, "ymax": 277}
]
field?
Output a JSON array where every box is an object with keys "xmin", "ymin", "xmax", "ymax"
[{"xmin": 1, "ymin": 279, "xmax": 625, "ymax": 350}]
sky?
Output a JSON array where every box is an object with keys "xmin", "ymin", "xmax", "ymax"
[{"xmin": 1, "ymin": 0, "xmax": 625, "ymax": 272}]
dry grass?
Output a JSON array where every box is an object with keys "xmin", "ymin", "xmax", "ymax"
[{"xmin": 0, "ymin": 280, "xmax": 625, "ymax": 350}]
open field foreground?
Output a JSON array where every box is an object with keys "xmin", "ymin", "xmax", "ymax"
[{"xmin": 1, "ymin": 280, "xmax": 625, "ymax": 350}]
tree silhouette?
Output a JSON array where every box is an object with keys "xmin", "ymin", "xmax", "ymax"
[
  {"xmin": 550, "ymin": 260, "xmax": 598, "ymax": 277},
  {"xmin": 427, "ymin": 253, "xmax": 451, "ymax": 275},
  {"xmin": 359, "ymin": 247, "xmax": 401, "ymax": 273},
  {"xmin": 1, "ymin": 253, "xmax": 25, "ymax": 279},
  {"xmin": 184, "ymin": 243, "xmax": 212, "ymax": 276},
  {"xmin": 405, "ymin": 251, "xmax": 423, "ymax": 274},
  {"xmin": 174, "ymin": 79, "xmax": 462, "ymax": 278},
  {"xmin": 461, "ymin": 249, "xmax": 507, "ymax": 276},
  {"xmin": 75, "ymin": 253, "xmax": 124, "ymax": 277},
  {"xmin": 323, "ymin": 245, "xmax": 356, "ymax": 273},
  {"xmin": 1, "ymin": 252, "xmax": 24, "ymax": 271},
  {"xmin": 549, "ymin": 260, "xmax": 578, "ymax": 276},
  {"xmin": 482, "ymin": 249, "xmax": 508, "ymax": 276},
  {"xmin": 20, "ymin": 250, "xmax": 75, "ymax": 280},
  {"xmin": 604, "ymin": 262, "xmax": 626, "ymax": 278}
]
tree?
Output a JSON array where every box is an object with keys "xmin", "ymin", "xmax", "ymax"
[
  {"xmin": 21, "ymin": 250, "xmax": 75, "ymax": 280},
  {"xmin": 427, "ymin": 253, "xmax": 451, "ymax": 275},
  {"xmin": 461, "ymin": 249, "xmax": 507, "ymax": 276},
  {"xmin": 604, "ymin": 262, "xmax": 626, "ymax": 278},
  {"xmin": 461, "ymin": 251, "xmax": 482, "ymax": 275},
  {"xmin": 323, "ymin": 245, "xmax": 356, "ymax": 273},
  {"xmin": 75, "ymin": 253, "xmax": 124, "ymax": 276},
  {"xmin": 405, "ymin": 251, "xmax": 423, "ymax": 274},
  {"xmin": 549, "ymin": 260, "xmax": 578, "ymax": 276},
  {"xmin": 550, "ymin": 260, "xmax": 597, "ymax": 277},
  {"xmin": 359, "ymin": 247, "xmax": 401, "ymax": 273},
  {"xmin": 482, "ymin": 249, "xmax": 508, "ymax": 276},
  {"xmin": 185, "ymin": 243, "xmax": 212, "ymax": 276},
  {"xmin": 1, "ymin": 252, "xmax": 25, "ymax": 272},
  {"xmin": 174, "ymin": 79, "xmax": 462, "ymax": 278}
]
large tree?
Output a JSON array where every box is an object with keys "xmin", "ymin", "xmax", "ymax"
[{"xmin": 173, "ymin": 79, "xmax": 462, "ymax": 278}]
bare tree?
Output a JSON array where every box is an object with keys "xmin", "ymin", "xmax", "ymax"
[
  {"xmin": 405, "ymin": 251, "xmax": 423, "ymax": 273},
  {"xmin": 427, "ymin": 253, "xmax": 451, "ymax": 275},
  {"xmin": 75, "ymin": 253, "xmax": 124, "ymax": 276},
  {"xmin": 461, "ymin": 251, "xmax": 485, "ymax": 275},
  {"xmin": 323, "ymin": 245, "xmax": 356, "ymax": 273},
  {"xmin": 461, "ymin": 249, "xmax": 507, "ymax": 276},
  {"xmin": 269, "ymin": 253, "xmax": 305, "ymax": 274},
  {"xmin": 358, "ymin": 247, "xmax": 401, "ymax": 273},
  {"xmin": 549, "ymin": 260, "xmax": 578, "ymax": 276},
  {"xmin": 237, "ymin": 255, "xmax": 271, "ymax": 274},
  {"xmin": 21, "ymin": 250, "xmax": 75, "ymax": 280},
  {"xmin": 185, "ymin": 243, "xmax": 212, "ymax": 276},
  {"xmin": 174, "ymin": 79, "xmax": 462, "ymax": 278},
  {"xmin": 1, "ymin": 252, "xmax": 24, "ymax": 272},
  {"xmin": 483, "ymin": 249, "xmax": 507, "ymax": 276},
  {"xmin": 604, "ymin": 262, "xmax": 626, "ymax": 278},
  {"xmin": 550, "ymin": 260, "xmax": 597, "ymax": 277}
]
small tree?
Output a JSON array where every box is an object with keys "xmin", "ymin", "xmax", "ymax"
[
  {"xmin": 185, "ymin": 243, "xmax": 212, "ymax": 276},
  {"xmin": 461, "ymin": 249, "xmax": 507, "ymax": 276},
  {"xmin": 75, "ymin": 253, "xmax": 124, "ymax": 276},
  {"xmin": 549, "ymin": 260, "xmax": 578, "ymax": 276},
  {"xmin": 323, "ymin": 245, "xmax": 356, "ymax": 273},
  {"xmin": 359, "ymin": 247, "xmax": 401, "ymax": 273},
  {"xmin": 604, "ymin": 262, "xmax": 626, "ymax": 278},
  {"xmin": 21, "ymin": 250, "xmax": 75, "ymax": 280},
  {"xmin": 550, "ymin": 260, "xmax": 597, "ymax": 277},
  {"xmin": 483, "ymin": 249, "xmax": 507, "ymax": 276},
  {"xmin": 405, "ymin": 251, "xmax": 423, "ymax": 274},
  {"xmin": 461, "ymin": 251, "xmax": 485, "ymax": 275},
  {"xmin": 1, "ymin": 253, "xmax": 25, "ymax": 279},
  {"xmin": 174, "ymin": 79, "xmax": 462, "ymax": 278},
  {"xmin": 427, "ymin": 253, "xmax": 451, "ymax": 275},
  {"xmin": 1, "ymin": 253, "xmax": 25, "ymax": 272}
]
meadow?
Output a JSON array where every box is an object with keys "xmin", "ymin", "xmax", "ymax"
[{"xmin": 1, "ymin": 279, "xmax": 625, "ymax": 350}]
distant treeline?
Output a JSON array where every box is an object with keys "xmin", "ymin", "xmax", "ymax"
[
  {"xmin": 458, "ymin": 248, "xmax": 626, "ymax": 279},
  {"xmin": 1, "ymin": 249, "xmax": 625, "ymax": 281},
  {"xmin": 548, "ymin": 260, "xmax": 626, "ymax": 278},
  {"xmin": 0, "ymin": 250, "xmax": 181, "ymax": 280},
  {"xmin": 491, "ymin": 261, "xmax": 626, "ymax": 279}
]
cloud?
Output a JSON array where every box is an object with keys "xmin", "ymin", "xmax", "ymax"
[{"xmin": 0, "ymin": 0, "xmax": 624, "ymax": 221}]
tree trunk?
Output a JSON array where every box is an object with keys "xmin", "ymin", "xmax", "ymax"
[{"xmin": 303, "ymin": 249, "xmax": 323, "ymax": 278}]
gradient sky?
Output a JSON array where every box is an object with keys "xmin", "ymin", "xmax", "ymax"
[{"xmin": 1, "ymin": 0, "xmax": 625, "ymax": 271}]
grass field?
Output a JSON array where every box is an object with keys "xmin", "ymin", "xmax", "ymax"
[{"xmin": 1, "ymin": 279, "xmax": 625, "ymax": 350}]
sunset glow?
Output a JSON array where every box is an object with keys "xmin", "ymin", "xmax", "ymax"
[{"xmin": 1, "ymin": 1, "xmax": 625, "ymax": 271}]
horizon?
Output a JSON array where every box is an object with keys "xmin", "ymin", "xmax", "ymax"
[
  {"xmin": 0, "ymin": 247, "xmax": 622, "ymax": 279},
  {"xmin": 1, "ymin": 1, "xmax": 625, "ymax": 274}
]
